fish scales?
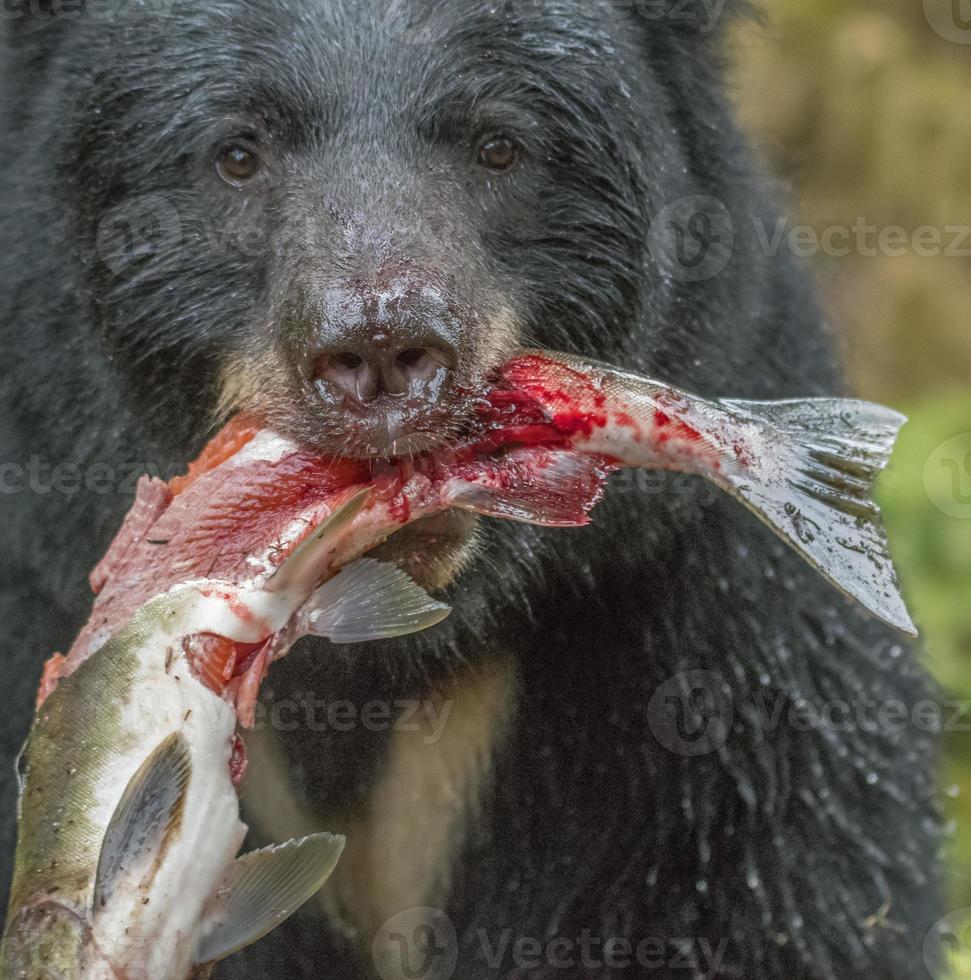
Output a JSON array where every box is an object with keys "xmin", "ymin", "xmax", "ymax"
[{"xmin": 3, "ymin": 348, "xmax": 914, "ymax": 978}]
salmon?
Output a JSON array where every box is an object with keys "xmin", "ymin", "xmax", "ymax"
[{"xmin": 3, "ymin": 347, "xmax": 913, "ymax": 978}]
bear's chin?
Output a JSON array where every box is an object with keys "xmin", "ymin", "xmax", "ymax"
[{"xmin": 367, "ymin": 509, "xmax": 480, "ymax": 591}]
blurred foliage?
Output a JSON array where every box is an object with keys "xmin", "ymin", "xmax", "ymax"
[
  {"xmin": 880, "ymin": 399, "xmax": 971, "ymax": 916},
  {"xmin": 729, "ymin": 0, "xmax": 971, "ymax": 949},
  {"xmin": 730, "ymin": 0, "xmax": 971, "ymax": 404}
]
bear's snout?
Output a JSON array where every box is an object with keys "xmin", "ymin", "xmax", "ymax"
[
  {"xmin": 272, "ymin": 263, "xmax": 482, "ymax": 457},
  {"xmin": 308, "ymin": 275, "xmax": 459, "ymax": 411}
]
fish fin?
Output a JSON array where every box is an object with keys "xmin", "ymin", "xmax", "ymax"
[
  {"xmin": 305, "ymin": 558, "xmax": 450, "ymax": 643},
  {"xmin": 448, "ymin": 448, "xmax": 608, "ymax": 527},
  {"xmin": 266, "ymin": 487, "xmax": 372, "ymax": 595},
  {"xmin": 14, "ymin": 736, "xmax": 29, "ymax": 821},
  {"xmin": 717, "ymin": 397, "xmax": 916, "ymax": 636},
  {"xmin": 195, "ymin": 832, "xmax": 345, "ymax": 964},
  {"xmin": 93, "ymin": 732, "xmax": 191, "ymax": 912}
]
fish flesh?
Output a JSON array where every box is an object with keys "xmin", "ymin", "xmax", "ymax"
[
  {"xmin": 59, "ymin": 347, "xmax": 913, "ymax": 674},
  {"xmin": 3, "ymin": 445, "xmax": 606, "ymax": 977},
  {"xmin": 2, "ymin": 347, "xmax": 914, "ymax": 978},
  {"xmin": 0, "ymin": 495, "xmax": 452, "ymax": 978},
  {"xmin": 482, "ymin": 350, "xmax": 915, "ymax": 634},
  {"xmin": 41, "ymin": 433, "xmax": 607, "ymax": 716}
]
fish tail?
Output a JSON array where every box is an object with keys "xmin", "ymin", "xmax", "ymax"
[{"xmin": 714, "ymin": 396, "xmax": 916, "ymax": 635}]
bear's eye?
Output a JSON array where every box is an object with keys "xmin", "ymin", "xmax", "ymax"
[
  {"xmin": 477, "ymin": 136, "xmax": 519, "ymax": 174},
  {"xmin": 216, "ymin": 142, "xmax": 260, "ymax": 185}
]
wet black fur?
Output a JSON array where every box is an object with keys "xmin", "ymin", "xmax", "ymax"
[{"xmin": 0, "ymin": 2, "xmax": 941, "ymax": 977}]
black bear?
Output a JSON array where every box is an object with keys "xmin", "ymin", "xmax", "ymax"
[{"xmin": 0, "ymin": 1, "xmax": 941, "ymax": 977}]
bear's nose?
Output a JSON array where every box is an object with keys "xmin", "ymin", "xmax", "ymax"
[
  {"xmin": 310, "ymin": 281, "xmax": 459, "ymax": 405},
  {"xmin": 315, "ymin": 340, "xmax": 456, "ymax": 403}
]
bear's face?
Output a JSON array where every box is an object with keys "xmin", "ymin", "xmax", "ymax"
[
  {"xmin": 58, "ymin": 0, "xmax": 710, "ymax": 584},
  {"xmin": 72, "ymin": 1, "xmax": 677, "ymax": 437}
]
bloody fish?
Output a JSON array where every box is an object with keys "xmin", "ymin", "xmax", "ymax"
[
  {"xmin": 479, "ymin": 350, "xmax": 915, "ymax": 635},
  {"xmin": 2, "ymin": 442, "xmax": 606, "ymax": 978},
  {"xmin": 0, "ymin": 494, "xmax": 454, "ymax": 978},
  {"xmin": 2, "ymin": 347, "xmax": 914, "ymax": 978}
]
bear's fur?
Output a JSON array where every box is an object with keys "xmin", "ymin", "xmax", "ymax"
[{"xmin": 0, "ymin": 2, "xmax": 940, "ymax": 977}]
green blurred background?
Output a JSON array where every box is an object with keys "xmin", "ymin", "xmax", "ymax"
[{"xmin": 730, "ymin": 0, "xmax": 971, "ymax": 969}]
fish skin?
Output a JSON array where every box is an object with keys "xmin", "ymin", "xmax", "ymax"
[
  {"xmin": 498, "ymin": 349, "xmax": 916, "ymax": 634},
  {"xmin": 3, "ymin": 589, "xmax": 253, "ymax": 979},
  {"xmin": 2, "ymin": 347, "xmax": 915, "ymax": 977},
  {"xmin": 45, "ymin": 444, "xmax": 608, "ymax": 708},
  {"xmin": 1, "ymin": 493, "xmax": 437, "ymax": 976},
  {"xmin": 3, "ymin": 448, "xmax": 606, "ymax": 978}
]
